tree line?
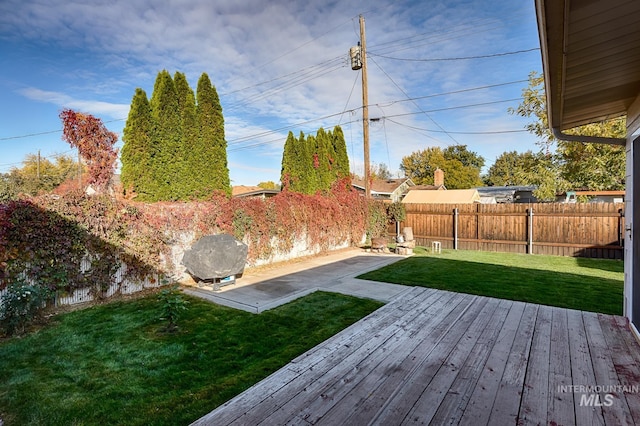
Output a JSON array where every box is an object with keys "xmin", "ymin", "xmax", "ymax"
[
  {"xmin": 0, "ymin": 71, "xmax": 625, "ymax": 202},
  {"xmin": 280, "ymin": 126, "xmax": 350, "ymax": 194},
  {"xmin": 398, "ymin": 72, "xmax": 625, "ymax": 200},
  {"xmin": 121, "ymin": 70, "xmax": 230, "ymax": 201}
]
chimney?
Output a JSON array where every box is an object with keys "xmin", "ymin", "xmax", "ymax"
[{"xmin": 434, "ymin": 168, "xmax": 444, "ymax": 187}]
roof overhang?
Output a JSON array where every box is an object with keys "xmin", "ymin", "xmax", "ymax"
[{"xmin": 535, "ymin": 0, "xmax": 640, "ymax": 137}]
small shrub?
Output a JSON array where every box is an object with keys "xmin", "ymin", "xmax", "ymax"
[
  {"xmin": 157, "ymin": 285, "xmax": 189, "ymax": 332},
  {"xmin": 387, "ymin": 202, "xmax": 406, "ymax": 223},
  {"xmin": 367, "ymin": 201, "xmax": 388, "ymax": 239},
  {"xmin": 0, "ymin": 280, "xmax": 53, "ymax": 336}
]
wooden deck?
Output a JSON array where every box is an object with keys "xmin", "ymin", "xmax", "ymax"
[{"xmin": 192, "ymin": 287, "xmax": 640, "ymax": 425}]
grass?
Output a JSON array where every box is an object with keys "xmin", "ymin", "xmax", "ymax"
[
  {"xmin": 358, "ymin": 247, "xmax": 624, "ymax": 315},
  {"xmin": 0, "ymin": 291, "xmax": 382, "ymax": 425}
]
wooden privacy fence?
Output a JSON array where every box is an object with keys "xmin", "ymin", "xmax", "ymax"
[{"xmin": 395, "ymin": 203, "xmax": 625, "ymax": 259}]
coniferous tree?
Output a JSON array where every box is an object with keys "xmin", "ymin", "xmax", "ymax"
[
  {"xmin": 306, "ymin": 134, "xmax": 323, "ymax": 193},
  {"xmin": 174, "ymin": 71, "xmax": 199, "ymax": 197},
  {"xmin": 280, "ymin": 126, "xmax": 351, "ymax": 194},
  {"xmin": 149, "ymin": 70, "xmax": 181, "ymax": 200},
  {"xmin": 298, "ymin": 131, "xmax": 315, "ymax": 193},
  {"xmin": 121, "ymin": 88, "xmax": 155, "ymax": 199},
  {"xmin": 121, "ymin": 70, "xmax": 231, "ymax": 201},
  {"xmin": 197, "ymin": 72, "xmax": 230, "ymax": 197},
  {"xmin": 314, "ymin": 128, "xmax": 332, "ymax": 191},
  {"xmin": 330, "ymin": 125, "xmax": 350, "ymax": 181},
  {"xmin": 281, "ymin": 131, "xmax": 297, "ymax": 189}
]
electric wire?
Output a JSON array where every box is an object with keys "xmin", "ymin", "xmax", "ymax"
[
  {"xmin": 220, "ymin": 56, "xmax": 345, "ymax": 97},
  {"xmin": 385, "ymin": 118, "xmax": 529, "ymax": 134},
  {"xmin": 338, "ymin": 68, "xmax": 361, "ymax": 125},
  {"xmin": 369, "ymin": 55, "xmax": 459, "ymax": 145},
  {"xmin": 226, "ymin": 96, "xmax": 525, "ymax": 153},
  {"xmin": 375, "ymin": 79, "xmax": 529, "ymax": 108},
  {"xmin": 370, "ymin": 47, "xmax": 540, "ymax": 62}
]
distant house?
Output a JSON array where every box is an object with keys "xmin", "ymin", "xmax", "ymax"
[
  {"xmin": 232, "ymin": 185, "xmax": 279, "ymax": 199},
  {"xmin": 402, "ymin": 189, "xmax": 481, "ymax": 204},
  {"xmin": 558, "ymin": 190, "xmax": 625, "ymax": 204},
  {"xmin": 351, "ymin": 177, "xmax": 415, "ymax": 202},
  {"xmin": 513, "ymin": 189, "xmax": 539, "ymax": 204},
  {"xmin": 475, "ymin": 186, "xmax": 538, "ymax": 204},
  {"xmin": 408, "ymin": 168, "xmax": 447, "ymax": 191}
]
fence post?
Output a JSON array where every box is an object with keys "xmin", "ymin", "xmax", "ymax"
[
  {"xmin": 527, "ymin": 207, "xmax": 534, "ymax": 254},
  {"xmin": 453, "ymin": 208, "xmax": 459, "ymax": 250}
]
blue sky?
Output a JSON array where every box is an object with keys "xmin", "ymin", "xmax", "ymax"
[{"xmin": 0, "ymin": 0, "xmax": 543, "ymax": 186}]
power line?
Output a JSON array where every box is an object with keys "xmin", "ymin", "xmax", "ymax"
[
  {"xmin": 382, "ymin": 98, "xmax": 523, "ymax": 119},
  {"xmin": 369, "ymin": 55, "xmax": 460, "ymax": 145},
  {"xmin": 369, "ymin": 19, "xmax": 506, "ymax": 57},
  {"xmin": 385, "ymin": 118, "xmax": 529, "ymax": 134},
  {"xmin": 370, "ymin": 47, "xmax": 540, "ymax": 62},
  {"xmin": 0, "ymin": 149, "xmax": 76, "ymax": 171},
  {"xmin": 225, "ymin": 17, "xmax": 354, "ymax": 88},
  {"xmin": 224, "ymin": 60, "xmax": 346, "ymax": 112},
  {"xmin": 1, "ymin": 91, "xmax": 526, "ymax": 149},
  {"xmin": 227, "ymin": 96, "xmax": 525, "ymax": 152},
  {"xmin": 0, "ymin": 129, "xmax": 61, "ymax": 141},
  {"xmin": 221, "ymin": 56, "xmax": 344, "ymax": 97},
  {"xmin": 375, "ymin": 79, "xmax": 529, "ymax": 108}
]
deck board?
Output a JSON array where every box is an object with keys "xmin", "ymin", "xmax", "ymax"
[
  {"xmin": 457, "ymin": 300, "xmax": 526, "ymax": 426},
  {"xmin": 519, "ymin": 304, "xmax": 552, "ymax": 424},
  {"xmin": 548, "ymin": 307, "xmax": 575, "ymax": 426},
  {"xmin": 567, "ymin": 310, "xmax": 605, "ymax": 425},
  {"xmin": 192, "ymin": 289, "xmax": 640, "ymax": 426}
]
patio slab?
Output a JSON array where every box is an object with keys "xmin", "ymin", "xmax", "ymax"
[{"xmin": 182, "ymin": 248, "xmax": 411, "ymax": 313}]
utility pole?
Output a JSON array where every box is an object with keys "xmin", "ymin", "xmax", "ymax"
[
  {"xmin": 37, "ymin": 149, "xmax": 41, "ymax": 181},
  {"xmin": 350, "ymin": 15, "xmax": 371, "ymax": 198},
  {"xmin": 360, "ymin": 15, "xmax": 371, "ymax": 199}
]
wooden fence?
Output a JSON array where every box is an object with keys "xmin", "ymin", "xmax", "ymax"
[{"xmin": 392, "ymin": 203, "xmax": 625, "ymax": 259}]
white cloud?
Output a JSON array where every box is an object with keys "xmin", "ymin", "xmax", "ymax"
[{"xmin": 18, "ymin": 87, "xmax": 130, "ymax": 119}]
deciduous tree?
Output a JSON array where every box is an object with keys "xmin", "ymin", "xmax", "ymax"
[
  {"xmin": 510, "ymin": 71, "xmax": 626, "ymax": 197},
  {"xmin": 484, "ymin": 150, "xmax": 538, "ymax": 186},
  {"xmin": 59, "ymin": 109, "xmax": 118, "ymax": 192},
  {"xmin": 400, "ymin": 145, "xmax": 483, "ymax": 189}
]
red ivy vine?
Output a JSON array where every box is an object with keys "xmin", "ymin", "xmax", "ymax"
[{"xmin": 0, "ymin": 180, "xmax": 389, "ymax": 297}]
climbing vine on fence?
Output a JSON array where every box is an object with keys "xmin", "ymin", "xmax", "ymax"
[{"xmin": 0, "ymin": 181, "xmax": 389, "ymax": 306}]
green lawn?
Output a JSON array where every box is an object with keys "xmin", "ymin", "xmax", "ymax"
[
  {"xmin": 0, "ymin": 292, "xmax": 382, "ymax": 425},
  {"xmin": 358, "ymin": 248, "xmax": 624, "ymax": 315}
]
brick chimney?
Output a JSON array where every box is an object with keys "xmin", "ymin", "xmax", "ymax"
[{"xmin": 434, "ymin": 168, "xmax": 444, "ymax": 187}]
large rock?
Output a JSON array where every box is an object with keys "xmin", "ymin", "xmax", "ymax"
[{"xmin": 182, "ymin": 234, "xmax": 248, "ymax": 281}]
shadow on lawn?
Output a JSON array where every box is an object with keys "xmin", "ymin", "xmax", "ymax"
[
  {"xmin": 575, "ymin": 254, "xmax": 624, "ymax": 274},
  {"xmin": 0, "ymin": 198, "xmax": 164, "ymax": 316},
  {"xmin": 358, "ymin": 256, "xmax": 623, "ymax": 315}
]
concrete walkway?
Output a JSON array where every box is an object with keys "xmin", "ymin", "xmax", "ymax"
[{"xmin": 182, "ymin": 248, "xmax": 411, "ymax": 313}]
